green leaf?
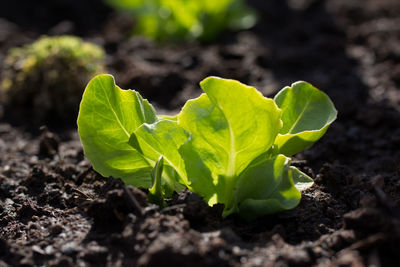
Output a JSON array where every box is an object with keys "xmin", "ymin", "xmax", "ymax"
[
  {"xmin": 77, "ymin": 74, "xmax": 157, "ymax": 187},
  {"xmin": 178, "ymin": 77, "xmax": 282, "ymax": 210},
  {"xmin": 158, "ymin": 114, "xmax": 178, "ymax": 121},
  {"xmin": 290, "ymin": 166, "xmax": 314, "ymax": 191},
  {"xmin": 179, "ymin": 138, "xmax": 219, "ymax": 205},
  {"xmin": 273, "ymin": 81, "xmax": 337, "ymax": 156},
  {"xmin": 234, "ymin": 154, "xmax": 301, "ymax": 220},
  {"xmin": 148, "ymin": 156, "xmax": 165, "ymax": 206},
  {"xmin": 128, "ymin": 119, "xmax": 190, "ymax": 190}
]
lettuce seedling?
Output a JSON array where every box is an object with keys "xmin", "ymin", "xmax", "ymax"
[
  {"xmin": 105, "ymin": 0, "xmax": 257, "ymax": 42},
  {"xmin": 77, "ymin": 75, "xmax": 337, "ymax": 220}
]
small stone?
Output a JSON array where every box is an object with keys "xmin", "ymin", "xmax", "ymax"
[
  {"xmin": 335, "ymin": 250, "xmax": 364, "ymax": 267},
  {"xmin": 280, "ymin": 248, "xmax": 311, "ymax": 267},
  {"xmin": 232, "ymin": 246, "xmax": 241, "ymax": 255},
  {"xmin": 219, "ymin": 227, "xmax": 241, "ymax": 243},
  {"xmin": 39, "ymin": 126, "xmax": 60, "ymax": 156},
  {"xmin": 49, "ymin": 224, "xmax": 63, "ymax": 236},
  {"xmin": 82, "ymin": 242, "xmax": 109, "ymax": 263},
  {"xmin": 61, "ymin": 243, "xmax": 80, "ymax": 256},
  {"xmin": 48, "ymin": 256, "xmax": 74, "ymax": 267},
  {"xmin": 45, "ymin": 245, "xmax": 55, "ymax": 255}
]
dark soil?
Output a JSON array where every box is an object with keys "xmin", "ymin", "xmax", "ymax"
[{"xmin": 1, "ymin": 0, "xmax": 400, "ymax": 266}]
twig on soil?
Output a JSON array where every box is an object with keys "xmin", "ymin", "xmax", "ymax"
[
  {"xmin": 72, "ymin": 188, "xmax": 92, "ymax": 200},
  {"xmin": 346, "ymin": 233, "xmax": 386, "ymax": 251},
  {"xmin": 123, "ymin": 186, "xmax": 144, "ymax": 217},
  {"xmin": 141, "ymin": 204, "xmax": 187, "ymax": 215},
  {"xmin": 291, "ymin": 159, "xmax": 307, "ymax": 165},
  {"xmin": 373, "ymin": 186, "xmax": 400, "ymax": 218},
  {"xmin": 143, "ymin": 205, "xmax": 160, "ymax": 215},
  {"xmin": 161, "ymin": 204, "xmax": 186, "ymax": 213},
  {"xmin": 75, "ymin": 166, "xmax": 93, "ymax": 186}
]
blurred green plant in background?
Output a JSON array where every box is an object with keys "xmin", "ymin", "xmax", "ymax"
[
  {"xmin": 1, "ymin": 35, "xmax": 105, "ymax": 124},
  {"xmin": 105, "ymin": 0, "xmax": 258, "ymax": 42}
]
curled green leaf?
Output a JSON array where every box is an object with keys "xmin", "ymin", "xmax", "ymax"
[
  {"xmin": 148, "ymin": 156, "xmax": 165, "ymax": 206},
  {"xmin": 273, "ymin": 81, "xmax": 337, "ymax": 156},
  {"xmin": 234, "ymin": 155, "xmax": 301, "ymax": 220},
  {"xmin": 290, "ymin": 166, "xmax": 314, "ymax": 192},
  {"xmin": 128, "ymin": 119, "xmax": 190, "ymax": 192},
  {"xmin": 77, "ymin": 74, "xmax": 157, "ymax": 187}
]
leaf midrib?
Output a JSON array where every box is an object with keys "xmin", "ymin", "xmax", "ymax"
[
  {"xmin": 100, "ymin": 79, "xmax": 131, "ymax": 138},
  {"xmin": 286, "ymin": 90, "xmax": 314, "ymax": 134},
  {"xmin": 213, "ymin": 102, "xmax": 236, "ymax": 177}
]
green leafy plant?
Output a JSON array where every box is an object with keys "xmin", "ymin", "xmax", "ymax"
[
  {"xmin": 105, "ymin": 0, "xmax": 257, "ymax": 42},
  {"xmin": 1, "ymin": 35, "xmax": 105, "ymax": 123},
  {"xmin": 78, "ymin": 75, "xmax": 337, "ymax": 219}
]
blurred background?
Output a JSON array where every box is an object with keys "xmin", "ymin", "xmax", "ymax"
[{"xmin": 0, "ymin": 0, "xmax": 399, "ymax": 128}]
